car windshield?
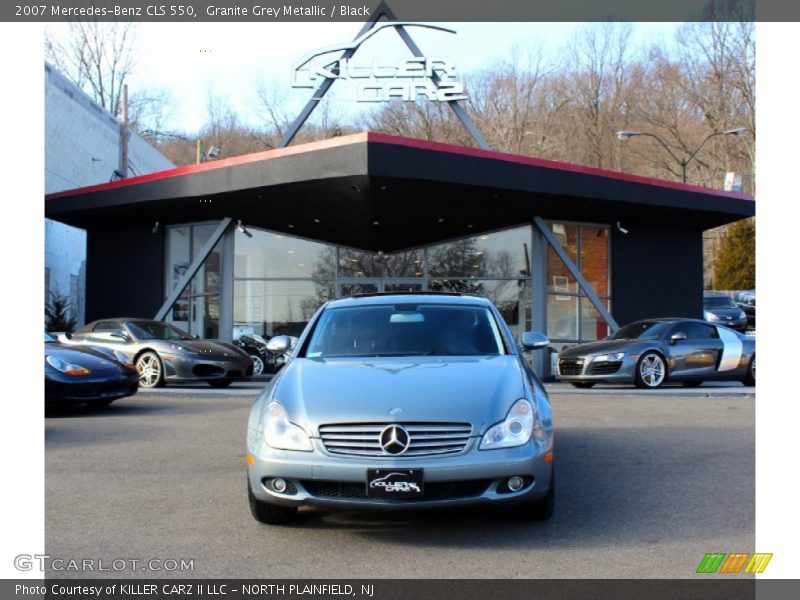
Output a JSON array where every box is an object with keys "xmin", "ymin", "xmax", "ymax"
[
  {"xmin": 304, "ymin": 304, "xmax": 507, "ymax": 358},
  {"xmin": 45, "ymin": 332, "xmax": 55, "ymax": 343},
  {"xmin": 610, "ymin": 321, "xmax": 673, "ymax": 341},
  {"xmin": 126, "ymin": 321, "xmax": 192, "ymax": 341},
  {"xmin": 704, "ymin": 296, "xmax": 737, "ymax": 309}
]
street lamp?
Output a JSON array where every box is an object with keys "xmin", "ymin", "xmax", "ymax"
[{"xmin": 616, "ymin": 127, "xmax": 748, "ymax": 183}]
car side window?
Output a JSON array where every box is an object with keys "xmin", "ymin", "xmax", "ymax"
[
  {"xmin": 675, "ymin": 322, "xmax": 717, "ymax": 340},
  {"xmin": 92, "ymin": 321, "xmax": 125, "ymax": 337}
]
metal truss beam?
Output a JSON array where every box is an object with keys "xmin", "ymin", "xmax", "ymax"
[
  {"xmin": 532, "ymin": 216, "xmax": 619, "ymax": 332},
  {"xmin": 278, "ymin": 0, "xmax": 489, "ymax": 149}
]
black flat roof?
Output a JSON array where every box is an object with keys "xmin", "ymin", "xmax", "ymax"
[{"xmin": 45, "ymin": 132, "xmax": 755, "ymax": 252}]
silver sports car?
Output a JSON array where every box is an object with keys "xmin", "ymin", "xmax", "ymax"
[
  {"xmin": 63, "ymin": 318, "xmax": 253, "ymax": 388},
  {"xmin": 246, "ymin": 293, "xmax": 555, "ymax": 525},
  {"xmin": 556, "ymin": 318, "xmax": 755, "ymax": 389}
]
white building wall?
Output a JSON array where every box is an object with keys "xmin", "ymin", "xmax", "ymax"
[{"xmin": 45, "ymin": 63, "xmax": 174, "ymax": 326}]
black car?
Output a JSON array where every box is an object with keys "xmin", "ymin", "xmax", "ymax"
[
  {"xmin": 45, "ymin": 332, "xmax": 139, "ymax": 407},
  {"xmin": 556, "ymin": 318, "xmax": 755, "ymax": 389},
  {"xmin": 703, "ymin": 293, "xmax": 748, "ymax": 331},
  {"xmin": 735, "ymin": 291, "xmax": 756, "ymax": 329}
]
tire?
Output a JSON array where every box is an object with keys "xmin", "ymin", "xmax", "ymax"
[
  {"xmin": 634, "ymin": 351, "xmax": 667, "ymax": 389},
  {"xmin": 135, "ymin": 351, "xmax": 164, "ymax": 388},
  {"xmin": 251, "ymin": 355, "xmax": 264, "ymax": 376},
  {"xmin": 208, "ymin": 379, "xmax": 233, "ymax": 388},
  {"xmin": 511, "ymin": 469, "xmax": 555, "ymax": 522},
  {"xmin": 570, "ymin": 382, "xmax": 596, "ymax": 389},
  {"xmin": 248, "ymin": 479, "xmax": 298, "ymax": 525},
  {"xmin": 681, "ymin": 381, "xmax": 704, "ymax": 388},
  {"xmin": 743, "ymin": 355, "xmax": 755, "ymax": 386}
]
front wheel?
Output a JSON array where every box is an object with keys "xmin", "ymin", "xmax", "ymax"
[
  {"xmin": 743, "ymin": 355, "xmax": 755, "ymax": 386},
  {"xmin": 248, "ymin": 480, "xmax": 298, "ymax": 525},
  {"xmin": 250, "ymin": 355, "xmax": 264, "ymax": 376},
  {"xmin": 570, "ymin": 382, "xmax": 596, "ymax": 389},
  {"xmin": 208, "ymin": 379, "xmax": 233, "ymax": 388},
  {"xmin": 634, "ymin": 352, "xmax": 667, "ymax": 389},
  {"xmin": 136, "ymin": 351, "xmax": 164, "ymax": 388}
]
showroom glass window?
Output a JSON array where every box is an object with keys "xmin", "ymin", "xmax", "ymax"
[
  {"xmin": 234, "ymin": 227, "xmax": 335, "ymax": 339},
  {"xmin": 427, "ymin": 226, "xmax": 532, "ymax": 342},
  {"xmin": 164, "ymin": 224, "xmax": 222, "ymax": 339},
  {"xmin": 546, "ymin": 222, "xmax": 611, "ymax": 344}
]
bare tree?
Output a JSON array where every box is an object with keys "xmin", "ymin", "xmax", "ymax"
[{"xmin": 46, "ymin": 22, "xmax": 136, "ymax": 118}]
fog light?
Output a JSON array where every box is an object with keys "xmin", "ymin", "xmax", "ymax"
[
  {"xmin": 507, "ymin": 476, "xmax": 525, "ymax": 492},
  {"xmin": 272, "ymin": 478, "xmax": 288, "ymax": 493}
]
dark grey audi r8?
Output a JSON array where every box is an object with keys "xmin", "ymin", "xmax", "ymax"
[
  {"xmin": 246, "ymin": 293, "xmax": 554, "ymax": 525},
  {"xmin": 556, "ymin": 318, "xmax": 755, "ymax": 389},
  {"xmin": 61, "ymin": 318, "xmax": 253, "ymax": 388}
]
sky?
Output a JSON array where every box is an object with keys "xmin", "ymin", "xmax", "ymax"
[{"xmin": 47, "ymin": 21, "xmax": 682, "ymax": 133}]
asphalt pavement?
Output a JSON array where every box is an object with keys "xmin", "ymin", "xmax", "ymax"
[{"xmin": 45, "ymin": 388, "xmax": 754, "ymax": 578}]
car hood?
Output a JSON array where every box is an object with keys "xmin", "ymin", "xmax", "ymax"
[
  {"xmin": 157, "ymin": 339, "xmax": 246, "ymax": 359},
  {"xmin": 45, "ymin": 344, "xmax": 127, "ymax": 372},
  {"xmin": 273, "ymin": 355, "xmax": 526, "ymax": 436},
  {"xmin": 559, "ymin": 339, "xmax": 638, "ymax": 358},
  {"xmin": 705, "ymin": 307, "xmax": 744, "ymax": 318}
]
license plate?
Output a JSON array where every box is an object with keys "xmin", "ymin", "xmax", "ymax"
[{"xmin": 366, "ymin": 468, "xmax": 424, "ymax": 499}]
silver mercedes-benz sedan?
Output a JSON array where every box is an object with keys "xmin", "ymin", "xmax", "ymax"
[{"xmin": 246, "ymin": 293, "xmax": 555, "ymax": 524}]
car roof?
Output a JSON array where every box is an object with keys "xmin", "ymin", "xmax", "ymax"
[
  {"xmin": 79, "ymin": 317, "xmax": 160, "ymax": 330},
  {"xmin": 324, "ymin": 292, "xmax": 493, "ymax": 309}
]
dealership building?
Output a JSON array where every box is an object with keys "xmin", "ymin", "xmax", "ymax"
[{"xmin": 44, "ymin": 131, "xmax": 754, "ymax": 378}]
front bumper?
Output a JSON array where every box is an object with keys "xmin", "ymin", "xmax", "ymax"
[
  {"xmin": 556, "ymin": 355, "xmax": 636, "ymax": 384},
  {"xmin": 45, "ymin": 372, "xmax": 139, "ymax": 405},
  {"xmin": 161, "ymin": 354, "xmax": 254, "ymax": 382},
  {"xmin": 247, "ymin": 434, "xmax": 553, "ymax": 510},
  {"xmin": 707, "ymin": 316, "xmax": 748, "ymax": 330}
]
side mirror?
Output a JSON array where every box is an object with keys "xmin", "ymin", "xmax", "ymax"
[
  {"xmin": 266, "ymin": 335, "xmax": 292, "ymax": 354},
  {"xmin": 670, "ymin": 332, "xmax": 687, "ymax": 344},
  {"xmin": 521, "ymin": 331, "xmax": 550, "ymax": 352},
  {"xmin": 109, "ymin": 331, "xmax": 130, "ymax": 342}
]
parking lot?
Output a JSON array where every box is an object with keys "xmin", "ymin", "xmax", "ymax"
[{"xmin": 45, "ymin": 384, "xmax": 754, "ymax": 579}]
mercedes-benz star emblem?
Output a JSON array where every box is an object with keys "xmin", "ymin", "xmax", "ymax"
[{"xmin": 379, "ymin": 425, "xmax": 410, "ymax": 455}]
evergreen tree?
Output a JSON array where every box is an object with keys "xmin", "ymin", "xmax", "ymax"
[
  {"xmin": 713, "ymin": 218, "xmax": 755, "ymax": 290},
  {"xmin": 45, "ymin": 291, "xmax": 77, "ymax": 333}
]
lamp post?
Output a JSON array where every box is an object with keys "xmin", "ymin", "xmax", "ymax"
[{"xmin": 616, "ymin": 127, "xmax": 747, "ymax": 183}]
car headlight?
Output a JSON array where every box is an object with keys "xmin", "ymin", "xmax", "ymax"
[
  {"xmin": 263, "ymin": 401, "xmax": 312, "ymax": 452},
  {"xmin": 479, "ymin": 399, "xmax": 536, "ymax": 450},
  {"xmin": 46, "ymin": 355, "xmax": 90, "ymax": 376},
  {"xmin": 738, "ymin": 311, "xmax": 746, "ymax": 319},
  {"xmin": 169, "ymin": 343, "xmax": 199, "ymax": 356},
  {"xmin": 705, "ymin": 312, "xmax": 719, "ymax": 320},
  {"xmin": 592, "ymin": 352, "xmax": 625, "ymax": 362}
]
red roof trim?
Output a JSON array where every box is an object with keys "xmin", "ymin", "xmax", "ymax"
[
  {"xmin": 45, "ymin": 130, "xmax": 753, "ymax": 202},
  {"xmin": 45, "ymin": 133, "xmax": 369, "ymax": 200}
]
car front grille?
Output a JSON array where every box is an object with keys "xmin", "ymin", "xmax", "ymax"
[
  {"xmin": 588, "ymin": 361, "xmax": 622, "ymax": 375},
  {"xmin": 299, "ymin": 479, "xmax": 492, "ymax": 501},
  {"xmin": 318, "ymin": 423, "xmax": 472, "ymax": 457},
  {"xmin": 558, "ymin": 357, "xmax": 585, "ymax": 376}
]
